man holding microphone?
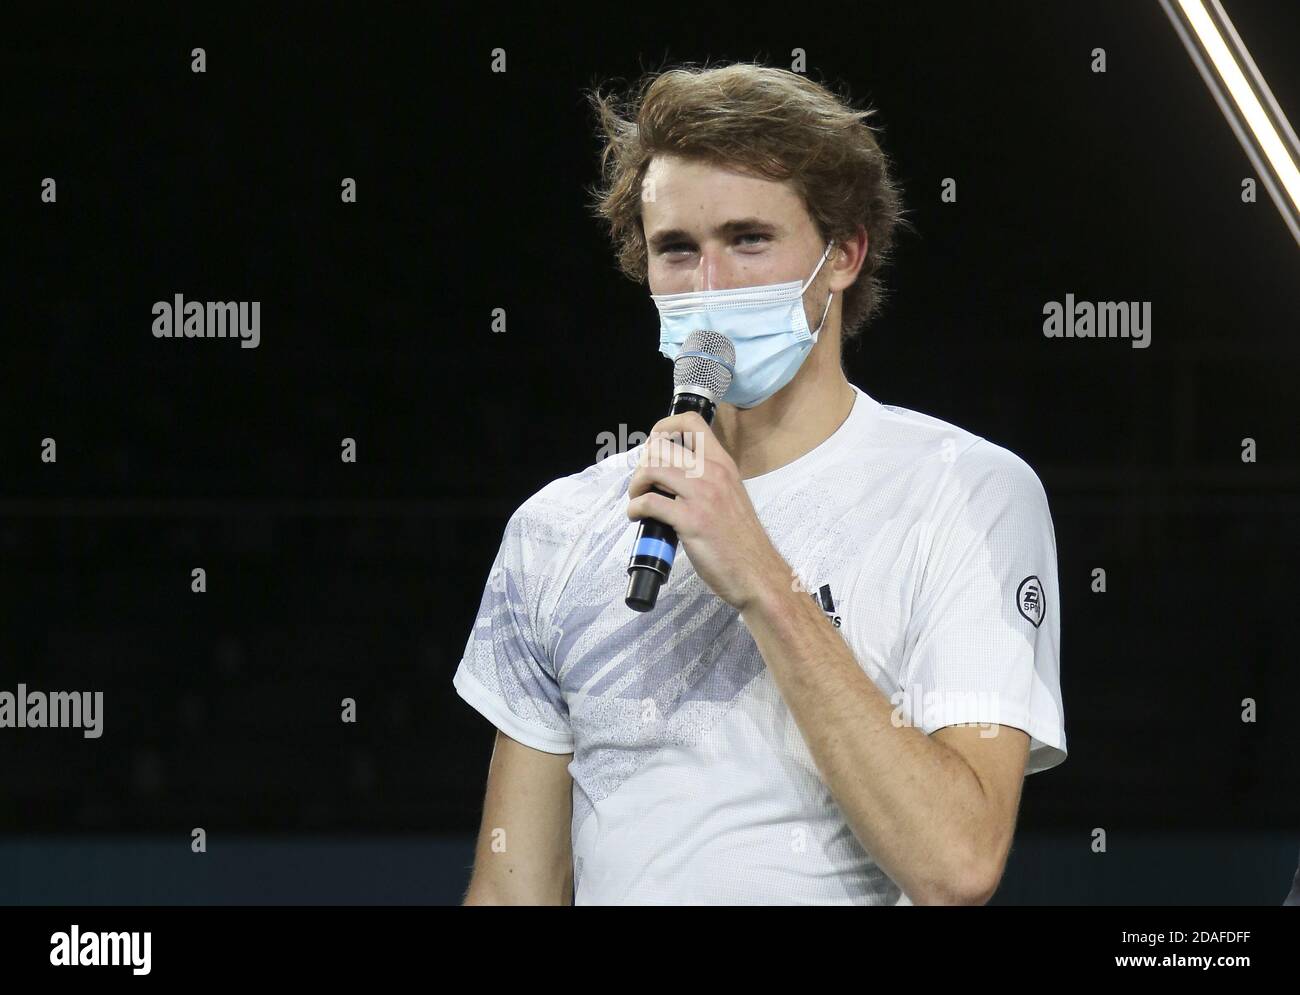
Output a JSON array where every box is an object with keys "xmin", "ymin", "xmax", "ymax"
[{"xmin": 453, "ymin": 62, "xmax": 1067, "ymax": 905}]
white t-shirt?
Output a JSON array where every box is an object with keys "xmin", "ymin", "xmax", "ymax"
[{"xmin": 453, "ymin": 383, "xmax": 1067, "ymax": 905}]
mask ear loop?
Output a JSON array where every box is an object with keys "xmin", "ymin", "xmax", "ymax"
[
  {"xmin": 810, "ymin": 288, "xmax": 835, "ymax": 342},
  {"xmin": 800, "ymin": 241, "xmax": 835, "ymax": 292},
  {"xmin": 804, "ymin": 241, "xmax": 836, "ymax": 343}
]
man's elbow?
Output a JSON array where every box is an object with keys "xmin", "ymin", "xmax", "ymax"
[{"xmin": 910, "ymin": 851, "xmax": 1004, "ymax": 906}]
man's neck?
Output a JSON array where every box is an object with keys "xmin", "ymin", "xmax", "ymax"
[{"xmin": 711, "ymin": 364, "xmax": 858, "ymax": 481}]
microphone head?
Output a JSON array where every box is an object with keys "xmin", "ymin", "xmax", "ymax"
[{"xmin": 673, "ymin": 330, "xmax": 736, "ymax": 403}]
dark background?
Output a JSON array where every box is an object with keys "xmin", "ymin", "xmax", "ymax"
[{"xmin": 3, "ymin": 1, "xmax": 1298, "ymax": 903}]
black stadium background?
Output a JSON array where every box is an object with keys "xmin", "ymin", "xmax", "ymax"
[{"xmin": 3, "ymin": 1, "xmax": 1298, "ymax": 904}]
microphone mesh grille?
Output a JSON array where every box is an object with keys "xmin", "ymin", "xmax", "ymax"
[{"xmin": 673, "ymin": 330, "xmax": 736, "ymax": 403}]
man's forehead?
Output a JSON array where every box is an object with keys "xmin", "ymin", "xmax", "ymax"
[{"xmin": 643, "ymin": 155, "xmax": 801, "ymax": 228}]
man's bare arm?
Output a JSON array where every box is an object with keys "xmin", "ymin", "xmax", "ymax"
[
  {"xmin": 462, "ymin": 730, "xmax": 575, "ymax": 905},
  {"xmin": 742, "ymin": 571, "xmax": 1030, "ymax": 905}
]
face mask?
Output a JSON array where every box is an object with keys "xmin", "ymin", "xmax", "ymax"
[{"xmin": 652, "ymin": 241, "xmax": 835, "ymax": 408}]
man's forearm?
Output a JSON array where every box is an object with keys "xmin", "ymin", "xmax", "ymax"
[
  {"xmin": 740, "ymin": 555, "xmax": 998, "ymax": 905},
  {"xmin": 463, "ymin": 866, "xmax": 572, "ymax": 905}
]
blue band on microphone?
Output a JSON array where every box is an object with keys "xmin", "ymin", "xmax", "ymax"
[{"xmin": 634, "ymin": 537, "xmax": 676, "ymax": 565}]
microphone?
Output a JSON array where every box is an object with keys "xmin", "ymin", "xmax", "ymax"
[{"xmin": 625, "ymin": 330, "xmax": 736, "ymax": 612}]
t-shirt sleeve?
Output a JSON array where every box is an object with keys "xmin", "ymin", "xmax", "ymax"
[
  {"xmin": 452, "ymin": 507, "xmax": 575, "ymax": 754},
  {"xmin": 898, "ymin": 439, "xmax": 1067, "ymax": 775}
]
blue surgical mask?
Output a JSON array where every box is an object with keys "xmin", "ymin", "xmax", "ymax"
[{"xmin": 652, "ymin": 241, "xmax": 835, "ymax": 408}]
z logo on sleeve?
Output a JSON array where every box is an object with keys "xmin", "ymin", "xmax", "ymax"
[{"xmin": 1016, "ymin": 576, "xmax": 1044, "ymax": 628}]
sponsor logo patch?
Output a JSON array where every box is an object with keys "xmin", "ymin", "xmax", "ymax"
[{"xmin": 1016, "ymin": 576, "xmax": 1044, "ymax": 628}]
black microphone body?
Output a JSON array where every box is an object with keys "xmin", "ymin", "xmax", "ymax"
[{"xmin": 624, "ymin": 390, "xmax": 717, "ymax": 612}]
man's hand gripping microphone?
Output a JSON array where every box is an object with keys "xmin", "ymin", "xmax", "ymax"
[{"xmin": 625, "ymin": 330, "xmax": 736, "ymax": 612}]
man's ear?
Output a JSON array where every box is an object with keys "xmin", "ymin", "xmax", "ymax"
[{"xmin": 828, "ymin": 225, "xmax": 869, "ymax": 292}]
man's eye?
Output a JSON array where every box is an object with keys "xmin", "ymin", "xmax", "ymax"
[{"xmin": 659, "ymin": 234, "xmax": 769, "ymax": 255}]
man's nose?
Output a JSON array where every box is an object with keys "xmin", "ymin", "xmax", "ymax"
[{"xmin": 696, "ymin": 245, "xmax": 731, "ymax": 293}]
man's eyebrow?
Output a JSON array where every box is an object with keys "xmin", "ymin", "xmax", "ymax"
[{"xmin": 647, "ymin": 218, "xmax": 782, "ymax": 250}]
